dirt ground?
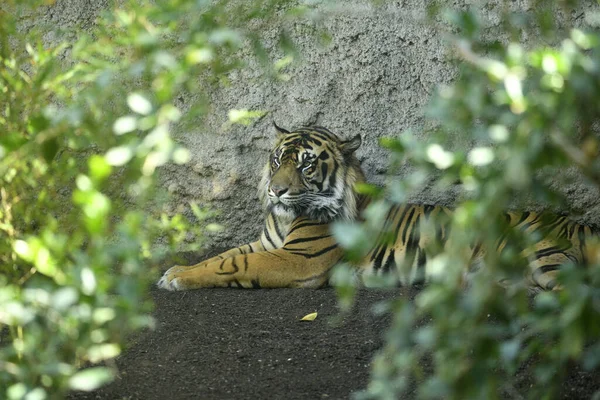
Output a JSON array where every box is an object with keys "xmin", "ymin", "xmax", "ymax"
[
  {"xmin": 69, "ymin": 282, "xmax": 600, "ymax": 400},
  {"xmin": 69, "ymin": 286, "xmax": 406, "ymax": 400}
]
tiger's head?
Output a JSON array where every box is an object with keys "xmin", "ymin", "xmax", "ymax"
[{"xmin": 259, "ymin": 123, "xmax": 365, "ymax": 222}]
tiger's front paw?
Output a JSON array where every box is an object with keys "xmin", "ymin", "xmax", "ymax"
[{"xmin": 157, "ymin": 268, "xmax": 184, "ymax": 291}]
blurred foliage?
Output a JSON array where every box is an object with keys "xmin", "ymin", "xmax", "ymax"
[
  {"xmin": 334, "ymin": 1, "xmax": 600, "ymax": 399},
  {"xmin": 0, "ymin": 0, "xmax": 304, "ymax": 397}
]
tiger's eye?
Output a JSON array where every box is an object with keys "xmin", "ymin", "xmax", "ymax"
[
  {"xmin": 272, "ymin": 155, "xmax": 280, "ymax": 168},
  {"xmin": 301, "ymin": 161, "xmax": 314, "ymax": 174}
]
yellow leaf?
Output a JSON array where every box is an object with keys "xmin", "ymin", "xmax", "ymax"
[{"xmin": 300, "ymin": 312, "xmax": 318, "ymax": 321}]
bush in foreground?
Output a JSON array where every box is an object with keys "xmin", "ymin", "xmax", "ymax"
[
  {"xmin": 0, "ymin": 0, "xmax": 298, "ymax": 397},
  {"xmin": 335, "ymin": 2, "xmax": 600, "ymax": 399}
]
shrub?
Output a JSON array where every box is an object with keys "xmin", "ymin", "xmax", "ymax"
[
  {"xmin": 334, "ymin": 2, "xmax": 600, "ymax": 399},
  {"xmin": 0, "ymin": 0, "xmax": 298, "ymax": 397}
]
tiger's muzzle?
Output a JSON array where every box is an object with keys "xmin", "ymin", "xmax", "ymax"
[{"xmin": 268, "ymin": 162, "xmax": 305, "ymax": 204}]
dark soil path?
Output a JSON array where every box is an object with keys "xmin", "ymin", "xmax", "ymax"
[{"xmin": 69, "ymin": 284, "xmax": 599, "ymax": 400}]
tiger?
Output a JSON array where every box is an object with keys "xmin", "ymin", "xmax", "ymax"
[{"xmin": 157, "ymin": 124, "xmax": 595, "ymax": 291}]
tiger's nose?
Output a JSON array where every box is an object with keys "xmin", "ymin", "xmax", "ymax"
[{"xmin": 270, "ymin": 186, "xmax": 288, "ymax": 197}]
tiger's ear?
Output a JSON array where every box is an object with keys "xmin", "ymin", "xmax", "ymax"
[
  {"xmin": 341, "ymin": 134, "xmax": 361, "ymax": 155},
  {"xmin": 273, "ymin": 121, "xmax": 290, "ymax": 137}
]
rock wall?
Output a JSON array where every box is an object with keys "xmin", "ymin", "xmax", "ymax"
[
  {"xmin": 162, "ymin": 1, "xmax": 462, "ymax": 251},
  {"xmin": 162, "ymin": 1, "xmax": 600, "ymax": 253},
  {"xmin": 36, "ymin": 1, "xmax": 600, "ymax": 254}
]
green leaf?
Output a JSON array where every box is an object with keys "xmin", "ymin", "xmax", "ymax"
[
  {"xmin": 444, "ymin": 9, "xmax": 479, "ymax": 38},
  {"xmin": 105, "ymin": 146, "xmax": 133, "ymax": 166},
  {"xmin": 500, "ymin": 339, "xmax": 520, "ymax": 363},
  {"xmin": 112, "ymin": 116, "xmax": 138, "ymax": 135},
  {"xmin": 23, "ymin": 387, "xmax": 46, "ymax": 400},
  {"xmin": 227, "ymin": 109, "xmax": 266, "ymax": 125},
  {"xmin": 127, "ymin": 93, "xmax": 153, "ymax": 115},
  {"xmin": 249, "ymin": 34, "xmax": 269, "ymax": 67},
  {"xmin": 332, "ymin": 222, "xmax": 367, "ymax": 249},
  {"xmin": 88, "ymin": 155, "xmax": 112, "ymax": 182},
  {"xmin": 52, "ymin": 287, "xmax": 79, "ymax": 311},
  {"xmin": 7, "ymin": 383, "xmax": 27, "ymax": 400},
  {"xmin": 68, "ymin": 367, "xmax": 114, "ymax": 391},
  {"xmin": 13, "ymin": 239, "xmax": 33, "ymax": 262},
  {"xmin": 34, "ymin": 245, "xmax": 58, "ymax": 278},
  {"xmin": 41, "ymin": 138, "xmax": 59, "ymax": 163},
  {"xmin": 379, "ymin": 137, "xmax": 404, "ymax": 152},
  {"xmin": 354, "ymin": 183, "xmax": 383, "ymax": 197},
  {"xmin": 29, "ymin": 115, "xmax": 50, "ymax": 133},
  {"xmin": 278, "ymin": 31, "xmax": 296, "ymax": 57},
  {"xmin": 186, "ymin": 47, "xmax": 214, "ymax": 65},
  {"xmin": 0, "ymin": 133, "xmax": 28, "ymax": 152},
  {"xmin": 87, "ymin": 344, "xmax": 121, "ymax": 363}
]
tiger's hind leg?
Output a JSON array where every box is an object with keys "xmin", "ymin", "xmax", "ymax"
[
  {"xmin": 525, "ymin": 219, "xmax": 593, "ymax": 292},
  {"xmin": 528, "ymin": 249, "xmax": 575, "ymax": 291}
]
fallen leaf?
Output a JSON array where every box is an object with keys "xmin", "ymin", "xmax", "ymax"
[{"xmin": 300, "ymin": 312, "xmax": 318, "ymax": 321}]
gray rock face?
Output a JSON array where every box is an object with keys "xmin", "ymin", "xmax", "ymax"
[
  {"xmin": 161, "ymin": 2, "xmax": 462, "ymax": 251},
  {"xmin": 161, "ymin": 2, "xmax": 600, "ymax": 254},
  {"xmin": 36, "ymin": 1, "xmax": 600, "ymax": 254}
]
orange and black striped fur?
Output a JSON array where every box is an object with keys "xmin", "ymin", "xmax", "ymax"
[{"xmin": 158, "ymin": 124, "xmax": 595, "ymax": 291}]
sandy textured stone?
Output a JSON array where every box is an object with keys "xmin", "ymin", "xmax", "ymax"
[
  {"xmin": 157, "ymin": 1, "xmax": 600, "ymax": 250},
  {"xmin": 35, "ymin": 0, "xmax": 600, "ymax": 253},
  {"xmin": 158, "ymin": 2, "xmax": 461, "ymax": 250}
]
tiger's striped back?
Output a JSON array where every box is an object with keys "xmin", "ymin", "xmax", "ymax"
[{"xmin": 358, "ymin": 204, "xmax": 596, "ymax": 290}]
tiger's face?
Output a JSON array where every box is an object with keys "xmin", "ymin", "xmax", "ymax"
[{"xmin": 259, "ymin": 123, "xmax": 364, "ymax": 222}]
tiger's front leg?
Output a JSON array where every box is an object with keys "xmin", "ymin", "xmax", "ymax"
[
  {"xmin": 159, "ymin": 241, "xmax": 264, "ymax": 277},
  {"xmin": 158, "ymin": 220, "xmax": 341, "ymax": 290},
  {"xmin": 158, "ymin": 246, "xmax": 341, "ymax": 290}
]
